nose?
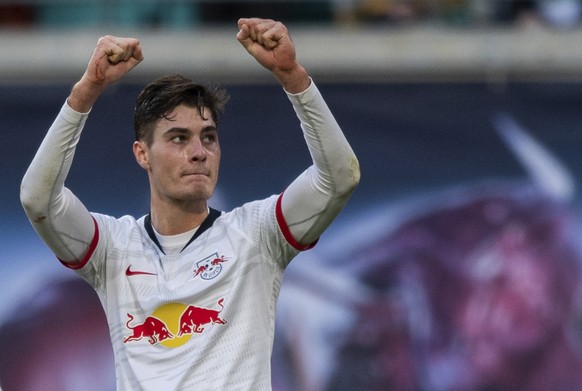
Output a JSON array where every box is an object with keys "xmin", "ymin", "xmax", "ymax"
[{"xmin": 188, "ymin": 138, "xmax": 207, "ymax": 162}]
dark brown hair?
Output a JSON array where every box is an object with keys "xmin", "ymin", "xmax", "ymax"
[{"xmin": 134, "ymin": 74, "xmax": 230, "ymax": 145}]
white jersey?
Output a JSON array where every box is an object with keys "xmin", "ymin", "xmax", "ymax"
[{"xmin": 71, "ymin": 195, "xmax": 299, "ymax": 390}]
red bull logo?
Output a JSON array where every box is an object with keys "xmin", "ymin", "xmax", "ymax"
[
  {"xmin": 178, "ymin": 298, "xmax": 226, "ymax": 335},
  {"xmin": 124, "ymin": 298, "xmax": 227, "ymax": 348},
  {"xmin": 124, "ymin": 314, "xmax": 174, "ymax": 345}
]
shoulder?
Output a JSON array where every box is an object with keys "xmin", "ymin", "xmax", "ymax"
[
  {"xmin": 219, "ymin": 195, "xmax": 279, "ymax": 225},
  {"xmin": 91, "ymin": 212, "xmax": 141, "ymax": 226},
  {"xmin": 91, "ymin": 213, "xmax": 145, "ymax": 240},
  {"xmin": 210, "ymin": 196, "xmax": 280, "ymax": 246}
]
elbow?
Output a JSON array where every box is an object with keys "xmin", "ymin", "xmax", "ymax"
[
  {"xmin": 349, "ymin": 155, "xmax": 361, "ymax": 189},
  {"xmin": 20, "ymin": 178, "xmax": 34, "ymax": 212},
  {"xmin": 307, "ymin": 153, "xmax": 361, "ymax": 200},
  {"xmin": 332, "ymin": 155, "xmax": 360, "ymax": 199},
  {"xmin": 342, "ymin": 155, "xmax": 361, "ymax": 195},
  {"xmin": 20, "ymin": 177, "xmax": 47, "ymax": 223}
]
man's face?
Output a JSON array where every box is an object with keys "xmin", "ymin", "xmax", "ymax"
[{"xmin": 134, "ymin": 104, "xmax": 220, "ymax": 206}]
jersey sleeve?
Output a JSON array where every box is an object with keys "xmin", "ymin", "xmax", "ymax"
[
  {"xmin": 278, "ymin": 81, "xmax": 360, "ymax": 248},
  {"xmin": 20, "ymin": 101, "xmax": 97, "ymax": 265}
]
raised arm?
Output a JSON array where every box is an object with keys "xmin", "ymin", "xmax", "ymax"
[
  {"xmin": 20, "ymin": 36, "xmax": 143, "ymax": 264},
  {"xmin": 236, "ymin": 18, "xmax": 360, "ymax": 248}
]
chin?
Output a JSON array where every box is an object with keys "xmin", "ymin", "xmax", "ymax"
[{"xmin": 181, "ymin": 189, "xmax": 214, "ymax": 203}]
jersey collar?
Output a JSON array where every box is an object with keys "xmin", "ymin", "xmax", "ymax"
[{"xmin": 144, "ymin": 208, "xmax": 222, "ymax": 254}]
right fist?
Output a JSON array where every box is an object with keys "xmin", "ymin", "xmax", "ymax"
[{"xmin": 85, "ymin": 35, "xmax": 144, "ymax": 85}]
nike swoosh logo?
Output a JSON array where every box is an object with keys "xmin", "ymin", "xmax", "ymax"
[{"xmin": 125, "ymin": 265, "xmax": 157, "ymax": 276}]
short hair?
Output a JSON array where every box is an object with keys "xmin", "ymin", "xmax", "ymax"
[{"xmin": 134, "ymin": 74, "xmax": 230, "ymax": 145}]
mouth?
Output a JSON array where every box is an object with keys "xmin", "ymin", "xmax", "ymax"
[
  {"xmin": 182, "ymin": 170, "xmax": 210, "ymax": 177},
  {"xmin": 182, "ymin": 171, "xmax": 210, "ymax": 180}
]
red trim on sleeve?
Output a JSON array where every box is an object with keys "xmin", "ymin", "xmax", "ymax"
[
  {"xmin": 59, "ymin": 216, "xmax": 99, "ymax": 270},
  {"xmin": 276, "ymin": 193, "xmax": 318, "ymax": 251}
]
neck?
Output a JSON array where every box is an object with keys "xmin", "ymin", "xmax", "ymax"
[{"xmin": 150, "ymin": 199, "xmax": 209, "ymax": 236}]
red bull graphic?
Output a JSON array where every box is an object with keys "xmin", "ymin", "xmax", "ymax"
[
  {"xmin": 192, "ymin": 264, "xmax": 207, "ymax": 279},
  {"xmin": 211, "ymin": 255, "xmax": 228, "ymax": 266},
  {"xmin": 123, "ymin": 314, "xmax": 174, "ymax": 345},
  {"xmin": 193, "ymin": 253, "xmax": 229, "ymax": 280},
  {"xmin": 124, "ymin": 299, "xmax": 227, "ymax": 348},
  {"xmin": 178, "ymin": 298, "xmax": 226, "ymax": 336}
]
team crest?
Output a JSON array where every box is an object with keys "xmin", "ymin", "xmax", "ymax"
[{"xmin": 193, "ymin": 252, "xmax": 228, "ymax": 280}]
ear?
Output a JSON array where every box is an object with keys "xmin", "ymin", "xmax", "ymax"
[{"xmin": 133, "ymin": 140, "xmax": 150, "ymax": 170}]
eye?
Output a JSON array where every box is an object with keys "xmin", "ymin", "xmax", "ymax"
[
  {"xmin": 201, "ymin": 133, "xmax": 217, "ymax": 144},
  {"xmin": 171, "ymin": 135, "xmax": 186, "ymax": 144}
]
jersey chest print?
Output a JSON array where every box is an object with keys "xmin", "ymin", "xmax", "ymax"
[
  {"xmin": 193, "ymin": 252, "xmax": 229, "ymax": 280},
  {"xmin": 123, "ymin": 252, "xmax": 229, "ymax": 348}
]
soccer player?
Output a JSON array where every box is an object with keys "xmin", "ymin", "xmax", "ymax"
[{"xmin": 20, "ymin": 17, "xmax": 360, "ymax": 390}]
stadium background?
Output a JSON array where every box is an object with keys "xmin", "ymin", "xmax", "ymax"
[{"xmin": 3, "ymin": 1, "xmax": 582, "ymax": 390}]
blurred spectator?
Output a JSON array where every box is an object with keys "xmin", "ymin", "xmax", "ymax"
[
  {"xmin": 492, "ymin": 0, "xmax": 582, "ymax": 28},
  {"xmin": 538, "ymin": 0, "xmax": 582, "ymax": 29},
  {"xmin": 36, "ymin": 0, "xmax": 200, "ymax": 29},
  {"xmin": 2, "ymin": 0, "xmax": 582, "ymax": 29},
  {"xmin": 439, "ymin": 0, "xmax": 474, "ymax": 26},
  {"xmin": 199, "ymin": 1, "xmax": 333, "ymax": 25},
  {"xmin": 492, "ymin": 0, "xmax": 539, "ymax": 25},
  {"xmin": 331, "ymin": 0, "xmax": 430, "ymax": 25},
  {"xmin": 0, "ymin": 5, "xmax": 35, "ymax": 28}
]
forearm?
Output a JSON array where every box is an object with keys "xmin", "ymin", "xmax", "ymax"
[
  {"xmin": 281, "ymin": 81, "xmax": 360, "ymax": 246},
  {"xmin": 20, "ymin": 102, "xmax": 96, "ymax": 263},
  {"xmin": 68, "ymin": 78, "xmax": 107, "ymax": 113},
  {"xmin": 274, "ymin": 64, "xmax": 311, "ymax": 95}
]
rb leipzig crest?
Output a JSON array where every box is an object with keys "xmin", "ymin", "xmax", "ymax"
[{"xmin": 193, "ymin": 252, "xmax": 228, "ymax": 280}]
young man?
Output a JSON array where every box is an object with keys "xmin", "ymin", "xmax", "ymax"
[{"xmin": 20, "ymin": 17, "xmax": 359, "ymax": 390}]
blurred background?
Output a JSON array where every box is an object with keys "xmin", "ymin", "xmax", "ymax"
[
  {"xmin": 2, "ymin": 0, "xmax": 582, "ymax": 83},
  {"xmin": 3, "ymin": 1, "xmax": 582, "ymax": 390}
]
